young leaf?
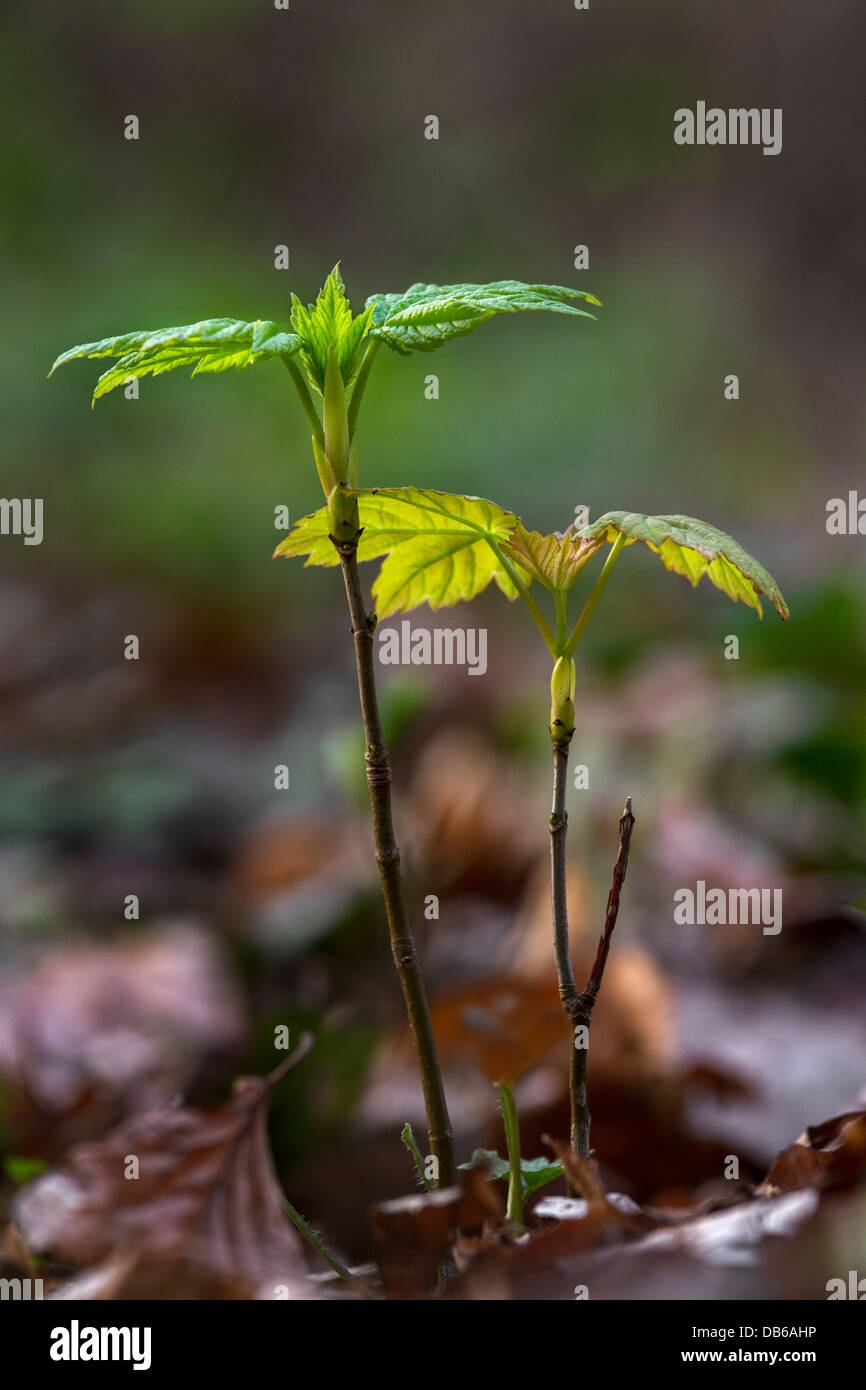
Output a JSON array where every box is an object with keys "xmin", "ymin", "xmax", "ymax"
[
  {"xmin": 501, "ymin": 522, "xmax": 603, "ymax": 593},
  {"xmin": 274, "ymin": 486, "xmax": 524, "ymax": 618},
  {"xmin": 460, "ymin": 1148, "xmax": 512, "ymax": 1182},
  {"xmin": 366, "ymin": 279, "xmax": 600, "ymax": 354},
  {"xmin": 580, "ymin": 512, "xmax": 789, "ymax": 619},
  {"xmin": 459, "ymin": 1150, "xmax": 565, "ymax": 1198},
  {"xmin": 290, "ymin": 265, "xmax": 373, "ymax": 391},
  {"xmin": 50, "ymin": 319, "xmax": 301, "ymax": 404}
]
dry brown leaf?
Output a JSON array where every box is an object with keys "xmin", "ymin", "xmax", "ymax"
[
  {"xmin": 372, "ymin": 1162, "xmax": 503, "ymax": 1298},
  {"xmin": 445, "ymin": 1183, "xmax": 651, "ymax": 1301},
  {"xmin": 542, "ymin": 1133, "xmax": 609, "ymax": 1205},
  {"xmin": 430, "ymin": 977, "xmax": 566, "ymax": 1085},
  {"xmin": 45, "ymin": 1250, "xmax": 277, "ymax": 1301},
  {"xmin": 447, "ymin": 1187, "xmax": 820, "ymax": 1301},
  {"xmin": 758, "ymin": 1111, "xmax": 866, "ymax": 1195},
  {"xmin": 0, "ymin": 924, "xmax": 245, "ymax": 1119},
  {"xmin": 13, "ymin": 1056, "xmax": 310, "ymax": 1299}
]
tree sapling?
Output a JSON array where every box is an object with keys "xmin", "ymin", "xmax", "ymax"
[
  {"xmin": 50, "ymin": 267, "xmax": 601, "ymax": 1186},
  {"xmin": 285, "ymin": 492, "xmax": 789, "ymax": 1163}
]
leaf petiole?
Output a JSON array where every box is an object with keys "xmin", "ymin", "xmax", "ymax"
[
  {"xmin": 283, "ymin": 355, "xmax": 325, "ymax": 449},
  {"xmin": 487, "ymin": 538, "xmax": 558, "ymax": 657},
  {"xmin": 554, "ymin": 589, "xmax": 568, "ymax": 652},
  {"xmin": 564, "ymin": 531, "xmax": 627, "ymax": 658},
  {"xmin": 347, "ymin": 338, "xmax": 381, "ymax": 439}
]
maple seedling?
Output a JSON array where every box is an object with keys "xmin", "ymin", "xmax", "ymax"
[
  {"xmin": 51, "ymin": 267, "xmax": 601, "ymax": 1190},
  {"xmin": 459, "ymin": 1142, "xmax": 565, "ymax": 1227},
  {"xmin": 502, "ymin": 510, "xmax": 789, "ymax": 1157},
  {"xmin": 283, "ymin": 489, "xmax": 789, "ymax": 1165}
]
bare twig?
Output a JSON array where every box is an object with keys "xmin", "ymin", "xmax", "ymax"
[
  {"xmin": 584, "ymin": 796, "xmax": 635, "ymax": 1005},
  {"xmin": 570, "ymin": 797, "xmax": 635, "ymax": 1158},
  {"xmin": 265, "ymin": 1030, "xmax": 315, "ymax": 1089}
]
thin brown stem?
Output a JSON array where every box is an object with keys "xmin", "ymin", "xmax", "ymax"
[
  {"xmin": 334, "ymin": 537, "xmax": 456, "ymax": 1188},
  {"xmin": 585, "ymin": 796, "xmax": 635, "ymax": 1002},
  {"xmin": 550, "ymin": 743, "xmax": 578, "ymax": 1020},
  {"xmin": 570, "ymin": 797, "xmax": 635, "ymax": 1158},
  {"xmin": 549, "ymin": 741, "xmax": 581, "ymax": 1183}
]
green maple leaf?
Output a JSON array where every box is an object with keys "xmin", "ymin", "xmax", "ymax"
[
  {"xmin": 50, "ymin": 272, "xmax": 599, "ymax": 411},
  {"xmin": 366, "ymin": 279, "xmax": 600, "ymax": 354},
  {"xmin": 290, "ymin": 264, "xmax": 373, "ymax": 392},
  {"xmin": 49, "ymin": 318, "xmax": 300, "ymax": 405},
  {"xmin": 274, "ymin": 487, "xmax": 525, "ymax": 618},
  {"xmin": 581, "ymin": 512, "xmax": 789, "ymax": 619},
  {"xmin": 458, "ymin": 1150, "xmax": 565, "ymax": 1198}
]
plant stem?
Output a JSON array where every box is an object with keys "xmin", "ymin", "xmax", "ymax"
[
  {"xmin": 549, "ymin": 739, "xmax": 598, "ymax": 1176},
  {"xmin": 488, "ymin": 538, "xmax": 558, "ymax": 656},
  {"xmin": 564, "ymin": 531, "xmax": 626, "ymax": 657},
  {"xmin": 554, "ymin": 590, "xmax": 568, "ymax": 652},
  {"xmin": 550, "ymin": 741, "xmax": 578, "ymax": 1016},
  {"xmin": 274, "ymin": 1037, "xmax": 368, "ymax": 1291},
  {"xmin": 497, "ymin": 1082, "xmax": 523, "ymax": 1225},
  {"xmin": 400, "ymin": 1121, "xmax": 434, "ymax": 1193},
  {"xmin": 283, "ymin": 345, "xmax": 454, "ymax": 1189},
  {"xmin": 549, "ymin": 739, "xmax": 582, "ymax": 1176},
  {"xmin": 335, "ymin": 538, "xmax": 456, "ymax": 1189},
  {"xmin": 282, "ymin": 356, "xmax": 325, "ymax": 447},
  {"xmin": 280, "ymin": 1194, "xmax": 365, "ymax": 1290},
  {"xmin": 570, "ymin": 798, "xmax": 635, "ymax": 1157},
  {"xmin": 347, "ymin": 339, "xmax": 381, "ymax": 439}
]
